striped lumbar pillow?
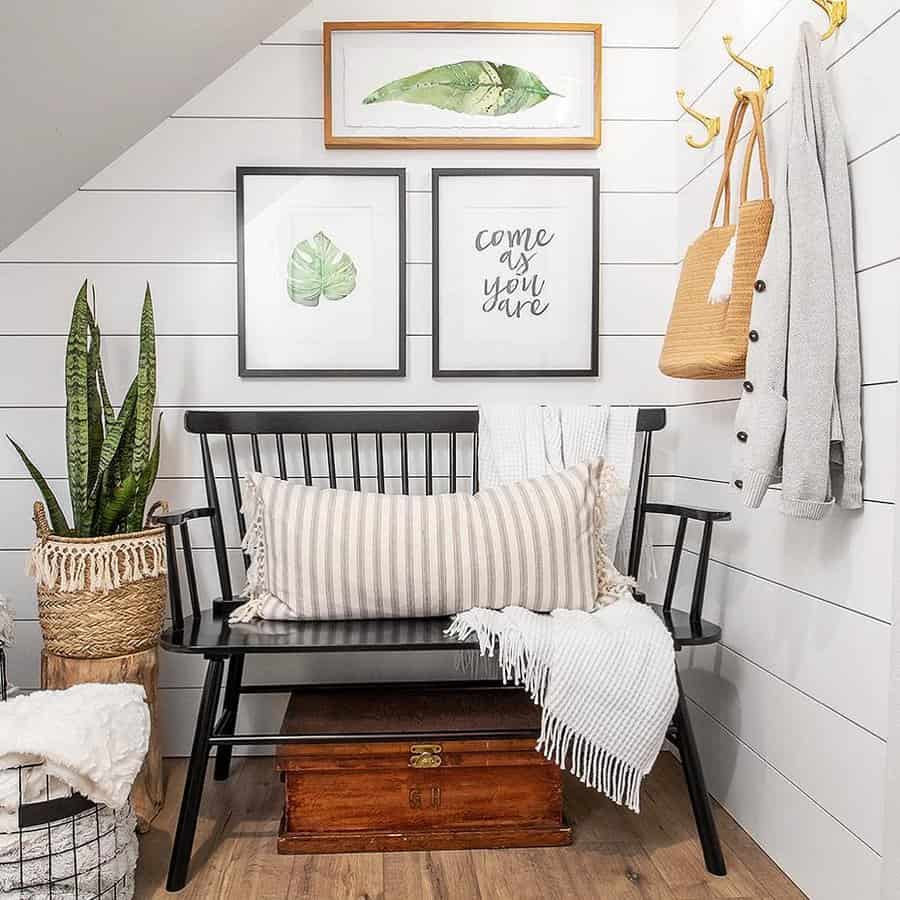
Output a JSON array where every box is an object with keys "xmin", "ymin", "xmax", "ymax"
[{"xmin": 230, "ymin": 460, "xmax": 607, "ymax": 622}]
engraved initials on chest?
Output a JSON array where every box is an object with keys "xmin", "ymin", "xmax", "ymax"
[{"xmin": 409, "ymin": 785, "xmax": 441, "ymax": 809}]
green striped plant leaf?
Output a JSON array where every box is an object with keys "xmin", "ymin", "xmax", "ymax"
[
  {"xmin": 7, "ymin": 437, "xmax": 72, "ymax": 535},
  {"xmin": 132, "ymin": 283, "xmax": 156, "ymax": 480},
  {"xmin": 98, "ymin": 473, "xmax": 137, "ymax": 534},
  {"xmin": 86, "ymin": 315, "xmax": 104, "ymax": 494},
  {"xmin": 84, "ymin": 378, "xmax": 137, "ymax": 529},
  {"xmin": 65, "ymin": 281, "xmax": 91, "ymax": 534},
  {"xmin": 363, "ymin": 61, "xmax": 560, "ymax": 117},
  {"xmin": 127, "ymin": 415, "xmax": 161, "ymax": 532}
]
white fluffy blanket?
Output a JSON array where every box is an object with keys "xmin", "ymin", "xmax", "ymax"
[{"xmin": 0, "ymin": 683, "xmax": 149, "ymax": 816}]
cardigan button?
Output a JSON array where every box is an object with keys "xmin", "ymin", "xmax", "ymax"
[
  {"xmin": 743, "ymin": 380, "xmax": 754, "ymax": 392},
  {"xmin": 737, "ymin": 431, "xmax": 748, "ymax": 442},
  {"xmin": 734, "ymin": 479, "xmax": 744, "ymax": 489},
  {"xmin": 754, "ymin": 279, "xmax": 766, "ymax": 292},
  {"xmin": 748, "ymin": 330, "xmax": 759, "ymax": 342}
]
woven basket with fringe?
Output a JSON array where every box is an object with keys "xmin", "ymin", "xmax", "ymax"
[
  {"xmin": 659, "ymin": 91, "xmax": 774, "ymax": 379},
  {"xmin": 29, "ymin": 501, "xmax": 168, "ymax": 659}
]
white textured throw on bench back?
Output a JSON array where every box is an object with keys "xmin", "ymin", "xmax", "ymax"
[
  {"xmin": 230, "ymin": 460, "xmax": 606, "ymax": 623},
  {"xmin": 455, "ymin": 404, "xmax": 677, "ymax": 811}
]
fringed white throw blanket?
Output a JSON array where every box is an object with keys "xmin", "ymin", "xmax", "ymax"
[{"xmin": 451, "ymin": 405, "xmax": 678, "ymax": 812}]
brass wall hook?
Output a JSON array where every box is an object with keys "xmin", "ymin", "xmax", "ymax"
[
  {"xmin": 812, "ymin": 0, "xmax": 847, "ymax": 40},
  {"xmin": 722, "ymin": 34, "xmax": 774, "ymax": 99},
  {"xmin": 675, "ymin": 89, "xmax": 721, "ymax": 149}
]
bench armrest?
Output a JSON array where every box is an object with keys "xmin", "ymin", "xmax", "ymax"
[
  {"xmin": 152, "ymin": 506, "xmax": 216, "ymax": 629},
  {"xmin": 644, "ymin": 502, "xmax": 731, "ymax": 523},
  {"xmin": 150, "ymin": 506, "xmax": 214, "ymax": 527}
]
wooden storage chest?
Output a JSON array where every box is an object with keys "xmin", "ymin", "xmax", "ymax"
[{"xmin": 275, "ymin": 685, "xmax": 572, "ymax": 854}]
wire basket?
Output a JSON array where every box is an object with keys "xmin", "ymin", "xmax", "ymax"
[{"xmin": 0, "ymin": 650, "xmax": 139, "ymax": 899}]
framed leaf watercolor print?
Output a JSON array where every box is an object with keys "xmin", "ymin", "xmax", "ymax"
[
  {"xmin": 237, "ymin": 167, "xmax": 406, "ymax": 377},
  {"xmin": 432, "ymin": 169, "xmax": 600, "ymax": 377},
  {"xmin": 324, "ymin": 22, "xmax": 602, "ymax": 149}
]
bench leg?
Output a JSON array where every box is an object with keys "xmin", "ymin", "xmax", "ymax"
[
  {"xmin": 167, "ymin": 657, "xmax": 224, "ymax": 892},
  {"xmin": 214, "ymin": 654, "xmax": 244, "ymax": 781},
  {"xmin": 672, "ymin": 671, "xmax": 726, "ymax": 876}
]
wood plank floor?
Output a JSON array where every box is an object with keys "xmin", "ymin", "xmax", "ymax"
[{"xmin": 135, "ymin": 753, "xmax": 806, "ymax": 900}]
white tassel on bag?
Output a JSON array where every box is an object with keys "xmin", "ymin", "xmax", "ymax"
[{"xmin": 708, "ymin": 231, "xmax": 737, "ymax": 303}]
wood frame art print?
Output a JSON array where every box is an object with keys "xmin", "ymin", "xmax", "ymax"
[
  {"xmin": 432, "ymin": 168, "xmax": 600, "ymax": 378},
  {"xmin": 323, "ymin": 22, "xmax": 602, "ymax": 149},
  {"xmin": 236, "ymin": 167, "xmax": 406, "ymax": 378}
]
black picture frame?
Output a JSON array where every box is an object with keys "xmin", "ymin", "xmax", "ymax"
[
  {"xmin": 236, "ymin": 166, "xmax": 407, "ymax": 378},
  {"xmin": 432, "ymin": 168, "xmax": 601, "ymax": 378}
]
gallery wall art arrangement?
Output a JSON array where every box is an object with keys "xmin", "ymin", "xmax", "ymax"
[{"xmin": 237, "ymin": 23, "xmax": 604, "ymax": 381}]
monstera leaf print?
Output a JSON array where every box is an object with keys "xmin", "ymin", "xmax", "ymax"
[
  {"xmin": 286, "ymin": 231, "xmax": 357, "ymax": 306},
  {"xmin": 363, "ymin": 61, "xmax": 560, "ymax": 117}
]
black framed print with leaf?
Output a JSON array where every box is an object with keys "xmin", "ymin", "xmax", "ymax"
[
  {"xmin": 432, "ymin": 169, "xmax": 600, "ymax": 377},
  {"xmin": 237, "ymin": 167, "xmax": 406, "ymax": 377}
]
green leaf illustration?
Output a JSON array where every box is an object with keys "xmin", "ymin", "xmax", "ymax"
[
  {"xmin": 286, "ymin": 231, "xmax": 357, "ymax": 307},
  {"xmin": 362, "ymin": 61, "xmax": 560, "ymax": 117}
]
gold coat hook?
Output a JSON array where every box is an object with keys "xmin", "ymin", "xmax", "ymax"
[
  {"xmin": 675, "ymin": 89, "xmax": 721, "ymax": 149},
  {"xmin": 723, "ymin": 34, "xmax": 774, "ymax": 98},
  {"xmin": 812, "ymin": 0, "xmax": 847, "ymax": 40}
]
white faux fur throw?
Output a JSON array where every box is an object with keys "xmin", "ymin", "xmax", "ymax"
[
  {"xmin": 447, "ymin": 598, "xmax": 678, "ymax": 812},
  {"xmin": 0, "ymin": 683, "xmax": 150, "ymax": 815}
]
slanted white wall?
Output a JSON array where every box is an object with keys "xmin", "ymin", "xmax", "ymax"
[
  {"xmin": 659, "ymin": 2, "xmax": 900, "ymax": 897},
  {"xmin": 1, "ymin": 0, "xmax": 712, "ymax": 753},
  {"xmin": 0, "ymin": 1, "xmax": 312, "ymax": 251}
]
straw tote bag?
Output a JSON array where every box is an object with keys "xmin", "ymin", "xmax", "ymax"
[{"xmin": 659, "ymin": 91, "xmax": 774, "ymax": 379}]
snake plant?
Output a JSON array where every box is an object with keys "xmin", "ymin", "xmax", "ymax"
[{"xmin": 9, "ymin": 280, "xmax": 160, "ymax": 537}]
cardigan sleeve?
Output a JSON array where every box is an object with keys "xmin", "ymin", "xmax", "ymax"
[{"xmin": 779, "ymin": 136, "xmax": 837, "ymax": 520}]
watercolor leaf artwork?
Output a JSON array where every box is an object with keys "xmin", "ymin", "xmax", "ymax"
[
  {"xmin": 286, "ymin": 231, "xmax": 358, "ymax": 306},
  {"xmin": 362, "ymin": 61, "xmax": 560, "ymax": 117}
]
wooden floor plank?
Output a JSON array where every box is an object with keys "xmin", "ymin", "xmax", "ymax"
[
  {"xmin": 382, "ymin": 849, "xmax": 483, "ymax": 900},
  {"xmin": 134, "ymin": 755, "xmax": 806, "ymax": 900}
]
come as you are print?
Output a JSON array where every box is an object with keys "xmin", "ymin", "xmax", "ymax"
[
  {"xmin": 238, "ymin": 170, "xmax": 404, "ymax": 376},
  {"xmin": 434, "ymin": 171, "xmax": 599, "ymax": 376}
]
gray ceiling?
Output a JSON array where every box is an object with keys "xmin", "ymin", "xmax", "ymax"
[{"xmin": 0, "ymin": 1, "xmax": 312, "ymax": 251}]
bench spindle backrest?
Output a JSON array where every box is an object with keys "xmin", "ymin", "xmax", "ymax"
[{"xmin": 184, "ymin": 408, "xmax": 665, "ymax": 612}]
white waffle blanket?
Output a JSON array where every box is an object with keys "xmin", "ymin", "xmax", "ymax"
[
  {"xmin": 448, "ymin": 600, "xmax": 677, "ymax": 812},
  {"xmin": 451, "ymin": 405, "xmax": 678, "ymax": 812}
]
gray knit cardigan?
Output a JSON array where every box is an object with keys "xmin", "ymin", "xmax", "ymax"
[{"xmin": 732, "ymin": 23, "xmax": 862, "ymax": 520}]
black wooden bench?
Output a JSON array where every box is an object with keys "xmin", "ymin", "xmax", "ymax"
[{"xmin": 156, "ymin": 408, "xmax": 730, "ymax": 891}]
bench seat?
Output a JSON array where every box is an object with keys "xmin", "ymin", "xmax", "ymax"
[{"xmin": 160, "ymin": 605, "xmax": 721, "ymax": 656}]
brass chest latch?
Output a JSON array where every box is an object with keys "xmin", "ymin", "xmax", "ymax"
[{"xmin": 408, "ymin": 744, "xmax": 442, "ymax": 768}]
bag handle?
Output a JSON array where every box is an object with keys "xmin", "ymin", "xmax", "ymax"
[
  {"xmin": 708, "ymin": 95, "xmax": 751, "ymax": 228},
  {"xmin": 739, "ymin": 91, "xmax": 770, "ymax": 203}
]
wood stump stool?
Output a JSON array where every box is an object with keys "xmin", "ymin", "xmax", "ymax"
[{"xmin": 41, "ymin": 645, "xmax": 164, "ymax": 832}]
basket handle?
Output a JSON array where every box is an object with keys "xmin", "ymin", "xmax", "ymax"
[
  {"xmin": 33, "ymin": 498, "xmax": 171, "ymax": 538},
  {"xmin": 33, "ymin": 501, "xmax": 51, "ymax": 540}
]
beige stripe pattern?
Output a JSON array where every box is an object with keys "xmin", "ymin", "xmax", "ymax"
[{"xmin": 236, "ymin": 461, "xmax": 605, "ymax": 621}]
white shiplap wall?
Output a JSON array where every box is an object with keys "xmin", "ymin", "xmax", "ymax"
[
  {"xmin": 0, "ymin": 1, "xmax": 709, "ymax": 754},
  {"xmin": 2, "ymin": 2, "xmax": 895, "ymax": 893},
  {"xmin": 662, "ymin": 2, "xmax": 900, "ymax": 898}
]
